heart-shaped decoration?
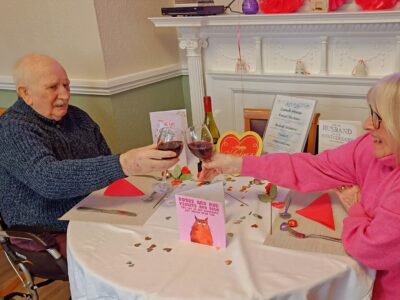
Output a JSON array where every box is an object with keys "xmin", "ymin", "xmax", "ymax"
[{"xmin": 217, "ymin": 131, "xmax": 262, "ymax": 156}]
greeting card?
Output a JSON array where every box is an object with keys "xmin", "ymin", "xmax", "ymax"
[
  {"xmin": 217, "ymin": 131, "xmax": 263, "ymax": 156},
  {"xmin": 149, "ymin": 109, "xmax": 189, "ymax": 165},
  {"xmin": 175, "ymin": 182, "xmax": 226, "ymax": 248}
]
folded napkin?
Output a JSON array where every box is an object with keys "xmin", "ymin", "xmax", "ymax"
[
  {"xmin": 296, "ymin": 193, "xmax": 335, "ymax": 230},
  {"xmin": 104, "ymin": 178, "xmax": 145, "ymax": 197}
]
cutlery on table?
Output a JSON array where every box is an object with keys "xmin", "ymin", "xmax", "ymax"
[
  {"xmin": 133, "ymin": 174, "xmax": 163, "ymax": 181},
  {"xmin": 143, "ymin": 190, "xmax": 158, "ymax": 202},
  {"xmin": 77, "ymin": 206, "xmax": 137, "ymax": 217},
  {"xmin": 287, "ymin": 227, "xmax": 342, "ymax": 243},
  {"xmin": 224, "ymin": 191, "xmax": 249, "ymax": 206}
]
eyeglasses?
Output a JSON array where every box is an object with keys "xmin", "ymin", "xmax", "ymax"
[{"xmin": 369, "ymin": 105, "xmax": 382, "ymax": 129}]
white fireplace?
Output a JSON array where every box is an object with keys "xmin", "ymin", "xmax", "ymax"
[{"xmin": 150, "ymin": 9, "xmax": 400, "ymax": 133}]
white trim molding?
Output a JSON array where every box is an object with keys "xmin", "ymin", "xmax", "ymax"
[{"xmin": 0, "ymin": 64, "xmax": 185, "ymax": 96}]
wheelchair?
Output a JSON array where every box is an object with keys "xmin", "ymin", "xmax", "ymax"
[{"xmin": 0, "ymin": 216, "xmax": 68, "ymax": 300}]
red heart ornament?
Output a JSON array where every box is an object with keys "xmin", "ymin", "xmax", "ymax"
[{"xmin": 217, "ymin": 131, "xmax": 263, "ymax": 156}]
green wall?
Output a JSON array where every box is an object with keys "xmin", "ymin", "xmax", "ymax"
[{"xmin": 0, "ymin": 75, "xmax": 191, "ymax": 154}]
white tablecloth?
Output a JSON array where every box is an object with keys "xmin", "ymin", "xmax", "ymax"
[{"xmin": 67, "ymin": 178, "xmax": 375, "ymax": 300}]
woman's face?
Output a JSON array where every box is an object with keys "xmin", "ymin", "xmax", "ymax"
[{"xmin": 363, "ymin": 105, "xmax": 395, "ymax": 158}]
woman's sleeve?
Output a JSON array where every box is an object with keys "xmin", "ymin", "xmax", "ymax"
[
  {"xmin": 342, "ymin": 192, "xmax": 400, "ymax": 270},
  {"xmin": 242, "ymin": 134, "xmax": 370, "ymax": 192}
]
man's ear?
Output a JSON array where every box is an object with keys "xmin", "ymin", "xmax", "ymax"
[{"xmin": 17, "ymin": 85, "xmax": 33, "ymax": 106}]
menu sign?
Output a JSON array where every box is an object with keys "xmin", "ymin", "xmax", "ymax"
[{"xmin": 263, "ymin": 95, "xmax": 316, "ymax": 153}]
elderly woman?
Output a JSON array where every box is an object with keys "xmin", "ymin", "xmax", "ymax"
[{"xmin": 202, "ymin": 73, "xmax": 400, "ymax": 299}]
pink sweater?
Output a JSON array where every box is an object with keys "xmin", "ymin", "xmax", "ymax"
[{"xmin": 242, "ymin": 133, "xmax": 400, "ymax": 300}]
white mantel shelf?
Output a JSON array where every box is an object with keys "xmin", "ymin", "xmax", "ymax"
[
  {"xmin": 150, "ymin": 11, "xmax": 400, "ymax": 27},
  {"xmin": 150, "ymin": 11, "xmax": 400, "ymax": 131}
]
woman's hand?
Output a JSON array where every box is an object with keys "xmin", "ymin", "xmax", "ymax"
[
  {"xmin": 200, "ymin": 153, "xmax": 243, "ymax": 181},
  {"xmin": 119, "ymin": 144, "xmax": 178, "ymax": 176},
  {"xmin": 336, "ymin": 185, "xmax": 361, "ymax": 212}
]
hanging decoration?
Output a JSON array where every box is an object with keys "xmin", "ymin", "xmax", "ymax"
[
  {"xmin": 352, "ymin": 59, "xmax": 368, "ymax": 76},
  {"xmin": 259, "ymin": 0, "xmax": 305, "ymax": 14},
  {"xmin": 294, "ymin": 60, "xmax": 310, "ymax": 75},
  {"xmin": 235, "ymin": 24, "xmax": 250, "ymax": 73},
  {"xmin": 355, "ymin": 0, "xmax": 398, "ymax": 10}
]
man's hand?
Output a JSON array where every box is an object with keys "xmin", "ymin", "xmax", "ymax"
[
  {"xmin": 119, "ymin": 144, "xmax": 179, "ymax": 176},
  {"xmin": 335, "ymin": 185, "xmax": 361, "ymax": 212},
  {"xmin": 200, "ymin": 153, "xmax": 243, "ymax": 181}
]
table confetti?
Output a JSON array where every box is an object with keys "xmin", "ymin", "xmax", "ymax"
[{"xmin": 225, "ymin": 260, "xmax": 232, "ymax": 265}]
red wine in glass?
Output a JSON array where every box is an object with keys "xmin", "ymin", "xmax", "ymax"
[
  {"xmin": 188, "ymin": 141, "xmax": 212, "ymax": 160},
  {"xmin": 186, "ymin": 124, "xmax": 214, "ymax": 161},
  {"xmin": 157, "ymin": 140, "xmax": 183, "ymax": 158}
]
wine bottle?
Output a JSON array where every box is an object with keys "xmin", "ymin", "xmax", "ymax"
[{"xmin": 203, "ymin": 96, "xmax": 220, "ymax": 145}]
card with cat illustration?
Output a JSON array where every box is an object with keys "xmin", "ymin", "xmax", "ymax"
[{"xmin": 175, "ymin": 182, "xmax": 226, "ymax": 248}]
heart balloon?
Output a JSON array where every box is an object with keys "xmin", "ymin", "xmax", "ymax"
[
  {"xmin": 259, "ymin": 0, "xmax": 305, "ymax": 13},
  {"xmin": 217, "ymin": 131, "xmax": 263, "ymax": 156},
  {"xmin": 329, "ymin": 0, "xmax": 346, "ymax": 11},
  {"xmin": 355, "ymin": 0, "xmax": 398, "ymax": 10}
]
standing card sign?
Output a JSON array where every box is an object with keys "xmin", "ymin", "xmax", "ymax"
[
  {"xmin": 149, "ymin": 109, "xmax": 189, "ymax": 166},
  {"xmin": 318, "ymin": 120, "xmax": 362, "ymax": 153},
  {"xmin": 263, "ymin": 95, "xmax": 317, "ymax": 153},
  {"xmin": 175, "ymin": 182, "xmax": 226, "ymax": 248}
]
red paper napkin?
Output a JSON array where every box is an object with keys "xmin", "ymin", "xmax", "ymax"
[
  {"xmin": 296, "ymin": 193, "xmax": 335, "ymax": 230},
  {"xmin": 104, "ymin": 178, "xmax": 145, "ymax": 197}
]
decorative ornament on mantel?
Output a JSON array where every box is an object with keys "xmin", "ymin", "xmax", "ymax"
[
  {"xmin": 242, "ymin": 0, "xmax": 259, "ymax": 14},
  {"xmin": 352, "ymin": 59, "xmax": 368, "ymax": 77},
  {"xmin": 295, "ymin": 60, "xmax": 310, "ymax": 75},
  {"xmin": 355, "ymin": 0, "xmax": 398, "ymax": 10},
  {"xmin": 259, "ymin": 0, "xmax": 304, "ymax": 13},
  {"xmin": 309, "ymin": 0, "xmax": 345, "ymax": 12}
]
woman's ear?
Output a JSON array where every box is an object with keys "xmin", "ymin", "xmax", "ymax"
[{"xmin": 17, "ymin": 85, "xmax": 33, "ymax": 106}]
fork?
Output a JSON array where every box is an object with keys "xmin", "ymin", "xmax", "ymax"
[{"xmin": 287, "ymin": 227, "xmax": 342, "ymax": 243}]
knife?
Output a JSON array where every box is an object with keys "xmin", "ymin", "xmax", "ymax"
[{"xmin": 77, "ymin": 206, "xmax": 137, "ymax": 217}]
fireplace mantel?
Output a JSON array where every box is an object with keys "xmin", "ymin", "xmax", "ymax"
[{"xmin": 150, "ymin": 11, "xmax": 400, "ymax": 132}]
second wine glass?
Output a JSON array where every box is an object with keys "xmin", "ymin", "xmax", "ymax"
[{"xmin": 185, "ymin": 124, "xmax": 214, "ymax": 161}]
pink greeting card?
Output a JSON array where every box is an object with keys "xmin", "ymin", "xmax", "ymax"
[{"xmin": 175, "ymin": 182, "xmax": 226, "ymax": 248}]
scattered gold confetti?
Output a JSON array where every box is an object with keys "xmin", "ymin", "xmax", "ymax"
[
  {"xmin": 149, "ymin": 244, "xmax": 157, "ymax": 249},
  {"xmin": 225, "ymin": 260, "xmax": 232, "ymax": 265},
  {"xmin": 134, "ymin": 243, "xmax": 141, "ymax": 247},
  {"xmin": 253, "ymin": 213, "xmax": 263, "ymax": 219},
  {"xmin": 240, "ymin": 216, "xmax": 246, "ymax": 220},
  {"xmin": 147, "ymin": 248, "xmax": 154, "ymax": 252},
  {"xmin": 165, "ymin": 216, "xmax": 172, "ymax": 220},
  {"xmin": 145, "ymin": 236, "xmax": 152, "ymax": 240},
  {"xmin": 227, "ymin": 232, "xmax": 234, "ymax": 238},
  {"xmin": 163, "ymin": 248, "xmax": 172, "ymax": 252},
  {"xmin": 233, "ymin": 220, "xmax": 242, "ymax": 224},
  {"xmin": 251, "ymin": 224, "xmax": 258, "ymax": 228}
]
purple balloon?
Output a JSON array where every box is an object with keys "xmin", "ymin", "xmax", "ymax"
[{"xmin": 242, "ymin": 0, "xmax": 259, "ymax": 14}]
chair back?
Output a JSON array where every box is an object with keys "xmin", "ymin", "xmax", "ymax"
[{"xmin": 243, "ymin": 108, "xmax": 320, "ymax": 154}]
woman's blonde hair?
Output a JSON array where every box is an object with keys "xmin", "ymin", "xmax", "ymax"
[{"xmin": 368, "ymin": 72, "xmax": 400, "ymax": 163}]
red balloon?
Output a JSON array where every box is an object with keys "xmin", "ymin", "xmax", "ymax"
[
  {"xmin": 355, "ymin": 0, "xmax": 398, "ymax": 10},
  {"xmin": 329, "ymin": 0, "xmax": 346, "ymax": 11},
  {"xmin": 259, "ymin": 0, "xmax": 305, "ymax": 13}
]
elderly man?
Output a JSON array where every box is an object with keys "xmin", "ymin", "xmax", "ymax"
[{"xmin": 0, "ymin": 54, "xmax": 178, "ymax": 255}]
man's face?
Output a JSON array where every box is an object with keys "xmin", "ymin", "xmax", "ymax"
[{"xmin": 22, "ymin": 61, "xmax": 70, "ymax": 121}]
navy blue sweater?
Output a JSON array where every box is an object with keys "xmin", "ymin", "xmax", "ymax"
[{"xmin": 0, "ymin": 99, "xmax": 125, "ymax": 231}]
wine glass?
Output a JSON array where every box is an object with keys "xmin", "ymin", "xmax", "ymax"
[
  {"xmin": 185, "ymin": 124, "xmax": 214, "ymax": 161},
  {"xmin": 155, "ymin": 127, "xmax": 183, "ymax": 192}
]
